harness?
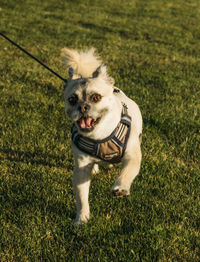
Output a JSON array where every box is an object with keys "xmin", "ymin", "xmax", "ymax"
[{"xmin": 71, "ymin": 103, "xmax": 132, "ymax": 163}]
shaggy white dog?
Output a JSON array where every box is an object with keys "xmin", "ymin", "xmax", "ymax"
[{"xmin": 61, "ymin": 48, "xmax": 142, "ymax": 224}]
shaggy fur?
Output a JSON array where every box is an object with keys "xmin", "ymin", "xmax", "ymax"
[
  {"xmin": 61, "ymin": 48, "xmax": 101, "ymax": 78},
  {"xmin": 61, "ymin": 48, "xmax": 142, "ymax": 224}
]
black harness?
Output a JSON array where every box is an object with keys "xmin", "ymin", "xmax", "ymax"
[{"xmin": 71, "ymin": 103, "xmax": 132, "ymax": 164}]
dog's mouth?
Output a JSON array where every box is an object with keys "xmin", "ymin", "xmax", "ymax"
[{"xmin": 77, "ymin": 116, "xmax": 101, "ymax": 132}]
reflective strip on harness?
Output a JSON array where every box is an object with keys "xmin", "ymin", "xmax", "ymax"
[{"xmin": 71, "ymin": 103, "xmax": 131, "ymax": 163}]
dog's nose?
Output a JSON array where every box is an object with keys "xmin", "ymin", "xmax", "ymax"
[{"xmin": 79, "ymin": 103, "xmax": 90, "ymax": 113}]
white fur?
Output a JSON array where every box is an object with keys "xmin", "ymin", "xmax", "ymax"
[
  {"xmin": 61, "ymin": 47, "xmax": 101, "ymax": 78},
  {"xmin": 61, "ymin": 48, "xmax": 142, "ymax": 224}
]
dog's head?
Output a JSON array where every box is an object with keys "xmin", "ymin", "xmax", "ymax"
[
  {"xmin": 61, "ymin": 48, "xmax": 120, "ymax": 138},
  {"xmin": 63, "ymin": 64, "xmax": 117, "ymax": 134}
]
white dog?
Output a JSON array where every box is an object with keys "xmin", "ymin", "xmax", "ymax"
[{"xmin": 61, "ymin": 48, "xmax": 142, "ymax": 224}]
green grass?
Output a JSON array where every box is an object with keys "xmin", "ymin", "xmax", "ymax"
[{"xmin": 0, "ymin": 0, "xmax": 200, "ymax": 261}]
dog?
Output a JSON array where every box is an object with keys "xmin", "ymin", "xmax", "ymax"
[{"xmin": 61, "ymin": 48, "xmax": 142, "ymax": 224}]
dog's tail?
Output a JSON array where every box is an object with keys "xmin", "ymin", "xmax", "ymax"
[{"xmin": 61, "ymin": 48, "xmax": 101, "ymax": 78}]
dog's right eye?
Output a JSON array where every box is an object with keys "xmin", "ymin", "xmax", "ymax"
[
  {"xmin": 90, "ymin": 93, "xmax": 102, "ymax": 103},
  {"xmin": 68, "ymin": 95, "xmax": 78, "ymax": 106}
]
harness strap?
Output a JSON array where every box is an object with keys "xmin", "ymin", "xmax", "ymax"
[{"xmin": 71, "ymin": 103, "xmax": 131, "ymax": 163}]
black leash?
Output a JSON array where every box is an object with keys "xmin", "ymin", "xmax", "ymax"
[{"xmin": 0, "ymin": 32, "xmax": 68, "ymax": 83}]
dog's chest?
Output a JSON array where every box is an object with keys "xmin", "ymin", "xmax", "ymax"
[{"xmin": 71, "ymin": 104, "xmax": 132, "ymax": 163}]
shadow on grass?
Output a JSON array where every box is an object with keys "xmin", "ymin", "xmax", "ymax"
[
  {"xmin": 0, "ymin": 147, "xmax": 76, "ymax": 221},
  {"xmin": 78, "ymin": 21, "xmax": 139, "ymax": 40},
  {"xmin": 1, "ymin": 169, "xmax": 75, "ymax": 224},
  {"xmin": 1, "ymin": 186, "xmax": 75, "ymax": 224},
  {"xmin": 0, "ymin": 147, "xmax": 73, "ymax": 170}
]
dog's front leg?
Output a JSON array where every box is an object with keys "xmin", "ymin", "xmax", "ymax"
[
  {"xmin": 112, "ymin": 143, "xmax": 142, "ymax": 196},
  {"xmin": 72, "ymin": 160, "xmax": 94, "ymax": 224}
]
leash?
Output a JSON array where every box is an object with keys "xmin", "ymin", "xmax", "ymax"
[{"xmin": 0, "ymin": 32, "xmax": 68, "ymax": 83}]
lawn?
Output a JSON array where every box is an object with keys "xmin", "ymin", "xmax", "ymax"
[{"xmin": 0, "ymin": 0, "xmax": 199, "ymax": 261}]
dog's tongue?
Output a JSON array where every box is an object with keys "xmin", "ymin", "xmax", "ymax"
[{"xmin": 80, "ymin": 117, "xmax": 93, "ymax": 129}]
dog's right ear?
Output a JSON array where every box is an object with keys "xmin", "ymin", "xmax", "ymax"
[
  {"xmin": 92, "ymin": 63, "xmax": 115, "ymax": 85},
  {"xmin": 92, "ymin": 63, "xmax": 107, "ymax": 78}
]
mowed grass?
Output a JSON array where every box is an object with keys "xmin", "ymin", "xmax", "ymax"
[{"xmin": 0, "ymin": 0, "xmax": 199, "ymax": 261}]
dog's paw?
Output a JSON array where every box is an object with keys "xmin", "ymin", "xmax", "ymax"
[
  {"xmin": 111, "ymin": 186, "xmax": 130, "ymax": 197},
  {"xmin": 74, "ymin": 213, "xmax": 89, "ymax": 225},
  {"xmin": 92, "ymin": 164, "xmax": 99, "ymax": 175}
]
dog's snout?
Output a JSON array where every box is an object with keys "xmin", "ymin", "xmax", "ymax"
[{"xmin": 79, "ymin": 103, "xmax": 90, "ymax": 113}]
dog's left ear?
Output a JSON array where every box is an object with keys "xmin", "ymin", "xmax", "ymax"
[
  {"xmin": 68, "ymin": 67, "xmax": 82, "ymax": 80},
  {"xmin": 92, "ymin": 63, "xmax": 115, "ymax": 85},
  {"xmin": 68, "ymin": 67, "xmax": 74, "ymax": 79}
]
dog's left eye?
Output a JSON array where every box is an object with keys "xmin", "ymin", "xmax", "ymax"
[
  {"xmin": 68, "ymin": 94, "xmax": 78, "ymax": 106},
  {"xmin": 90, "ymin": 93, "xmax": 102, "ymax": 103}
]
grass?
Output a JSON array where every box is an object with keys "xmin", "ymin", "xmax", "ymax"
[{"xmin": 0, "ymin": 0, "xmax": 200, "ymax": 261}]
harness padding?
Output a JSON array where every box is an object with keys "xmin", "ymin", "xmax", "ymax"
[{"xmin": 71, "ymin": 104, "xmax": 132, "ymax": 164}]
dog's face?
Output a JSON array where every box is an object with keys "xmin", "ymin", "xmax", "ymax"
[{"xmin": 63, "ymin": 64, "xmax": 118, "ymax": 136}]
